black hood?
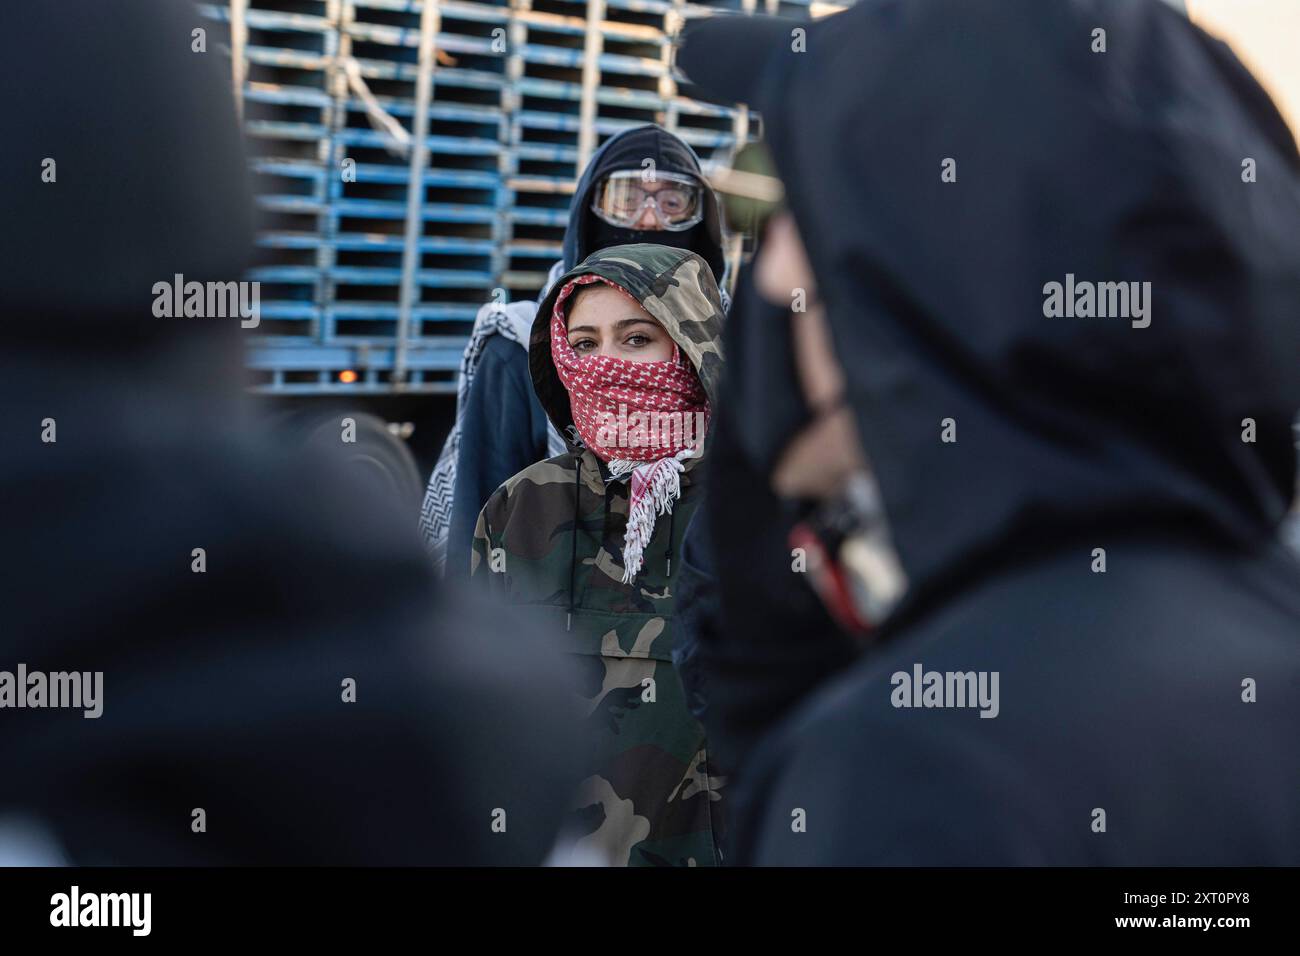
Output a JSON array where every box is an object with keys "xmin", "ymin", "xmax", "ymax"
[
  {"xmin": 682, "ymin": 0, "xmax": 1300, "ymax": 608},
  {"xmin": 563, "ymin": 125, "xmax": 726, "ymax": 284},
  {"xmin": 0, "ymin": 0, "xmax": 254, "ymax": 349},
  {"xmin": 0, "ymin": 0, "xmax": 585, "ymax": 866}
]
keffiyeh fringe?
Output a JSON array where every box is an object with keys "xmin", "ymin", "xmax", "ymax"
[{"xmin": 608, "ymin": 446, "xmax": 700, "ymax": 583}]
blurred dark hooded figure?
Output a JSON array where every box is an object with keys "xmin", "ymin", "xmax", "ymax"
[
  {"xmin": 670, "ymin": 266, "xmax": 854, "ymax": 780},
  {"xmin": 0, "ymin": 0, "xmax": 582, "ymax": 865},
  {"xmin": 678, "ymin": 0, "xmax": 1300, "ymax": 864}
]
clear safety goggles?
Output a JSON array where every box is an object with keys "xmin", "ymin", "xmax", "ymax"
[{"xmin": 589, "ymin": 170, "xmax": 706, "ymax": 231}]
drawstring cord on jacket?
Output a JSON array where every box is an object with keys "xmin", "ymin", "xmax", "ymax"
[
  {"xmin": 567, "ymin": 457, "xmax": 581, "ymax": 632},
  {"xmin": 568, "ymin": 456, "xmax": 681, "ymax": 631},
  {"xmin": 665, "ymin": 508, "xmax": 675, "ymax": 578}
]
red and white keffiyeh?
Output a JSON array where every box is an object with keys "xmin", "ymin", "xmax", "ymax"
[{"xmin": 550, "ymin": 274, "xmax": 710, "ymax": 582}]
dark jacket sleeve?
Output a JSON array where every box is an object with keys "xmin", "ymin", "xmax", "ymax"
[
  {"xmin": 446, "ymin": 335, "xmax": 551, "ymax": 582},
  {"xmin": 671, "ymin": 500, "xmax": 719, "ymax": 725}
]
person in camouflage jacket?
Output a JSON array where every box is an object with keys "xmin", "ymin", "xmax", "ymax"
[{"xmin": 470, "ymin": 243, "xmax": 727, "ymax": 866}]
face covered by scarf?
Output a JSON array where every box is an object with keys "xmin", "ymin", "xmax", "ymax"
[{"xmin": 550, "ymin": 274, "xmax": 710, "ymax": 582}]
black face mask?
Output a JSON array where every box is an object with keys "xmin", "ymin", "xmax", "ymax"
[
  {"xmin": 586, "ymin": 218, "xmax": 725, "ymax": 284},
  {"xmin": 588, "ymin": 218, "xmax": 696, "ymax": 254},
  {"xmin": 719, "ymin": 265, "xmax": 908, "ymax": 637},
  {"xmin": 720, "ymin": 267, "xmax": 815, "ymax": 478}
]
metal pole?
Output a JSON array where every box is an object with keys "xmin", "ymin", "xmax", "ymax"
[
  {"xmin": 661, "ymin": 1, "xmax": 684, "ymax": 132},
  {"xmin": 394, "ymin": 0, "xmax": 442, "ymax": 389},
  {"xmin": 229, "ymin": 0, "xmax": 248, "ymax": 119},
  {"xmin": 575, "ymin": 0, "xmax": 606, "ymax": 175}
]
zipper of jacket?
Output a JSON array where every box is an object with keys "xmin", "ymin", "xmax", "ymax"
[{"xmin": 665, "ymin": 508, "xmax": 676, "ymax": 578}]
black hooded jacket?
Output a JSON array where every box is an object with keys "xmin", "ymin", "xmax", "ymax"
[
  {"xmin": 443, "ymin": 125, "xmax": 725, "ymax": 577},
  {"xmin": 681, "ymin": 0, "xmax": 1300, "ymax": 864},
  {"xmin": 0, "ymin": 0, "xmax": 583, "ymax": 865}
]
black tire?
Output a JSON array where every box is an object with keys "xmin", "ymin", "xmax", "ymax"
[{"xmin": 278, "ymin": 409, "xmax": 425, "ymax": 513}]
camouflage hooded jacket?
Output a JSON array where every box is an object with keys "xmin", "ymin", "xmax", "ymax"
[{"xmin": 470, "ymin": 244, "xmax": 726, "ymax": 866}]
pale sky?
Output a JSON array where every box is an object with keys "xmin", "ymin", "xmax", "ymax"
[{"xmin": 1187, "ymin": 0, "xmax": 1300, "ymax": 144}]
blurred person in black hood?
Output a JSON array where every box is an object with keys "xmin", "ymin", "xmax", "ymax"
[
  {"xmin": 420, "ymin": 125, "xmax": 729, "ymax": 580},
  {"xmin": 678, "ymin": 0, "xmax": 1300, "ymax": 864},
  {"xmin": 0, "ymin": 0, "xmax": 583, "ymax": 865},
  {"xmin": 670, "ymin": 261, "xmax": 855, "ymax": 783}
]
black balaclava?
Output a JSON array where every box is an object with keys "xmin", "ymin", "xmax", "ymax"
[
  {"xmin": 589, "ymin": 217, "xmax": 715, "ymax": 268},
  {"xmin": 717, "ymin": 263, "xmax": 814, "ymax": 478}
]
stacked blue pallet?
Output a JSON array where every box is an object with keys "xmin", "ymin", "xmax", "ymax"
[{"xmin": 201, "ymin": 0, "xmax": 849, "ymax": 395}]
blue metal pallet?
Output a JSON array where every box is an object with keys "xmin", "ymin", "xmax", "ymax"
[{"xmin": 203, "ymin": 0, "xmax": 852, "ymax": 394}]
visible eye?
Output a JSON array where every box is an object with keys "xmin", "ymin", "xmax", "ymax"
[
  {"xmin": 624, "ymin": 333, "xmax": 652, "ymax": 348},
  {"xmin": 657, "ymin": 188, "xmax": 690, "ymax": 214},
  {"xmin": 570, "ymin": 337, "xmax": 597, "ymax": 353},
  {"xmin": 606, "ymin": 183, "xmax": 647, "ymax": 213}
]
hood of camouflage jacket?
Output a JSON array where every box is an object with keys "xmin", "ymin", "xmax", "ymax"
[{"xmin": 529, "ymin": 243, "xmax": 727, "ymax": 456}]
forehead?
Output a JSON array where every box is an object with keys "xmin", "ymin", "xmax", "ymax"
[
  {"xmin": 566, "ymin": 283, "xmax": 657, "ymax": 328},
  {"xmin": 638, "ymin": 178, "xmax": 684, "ymax": 192}
]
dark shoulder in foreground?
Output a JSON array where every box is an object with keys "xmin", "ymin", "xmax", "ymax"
[{"xmin": 737, "ymin": 541, "xmax": 1300, "ymax": 866}]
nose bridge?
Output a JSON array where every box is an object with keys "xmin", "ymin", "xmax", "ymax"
[{"xmin": 635, "ymin": 197, "xmax": 660, "ymax": 229}]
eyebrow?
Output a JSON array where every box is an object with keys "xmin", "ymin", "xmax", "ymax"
[{"xmin": 567, "ymin": 317, "xmax": 658, "ymax": 335}]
